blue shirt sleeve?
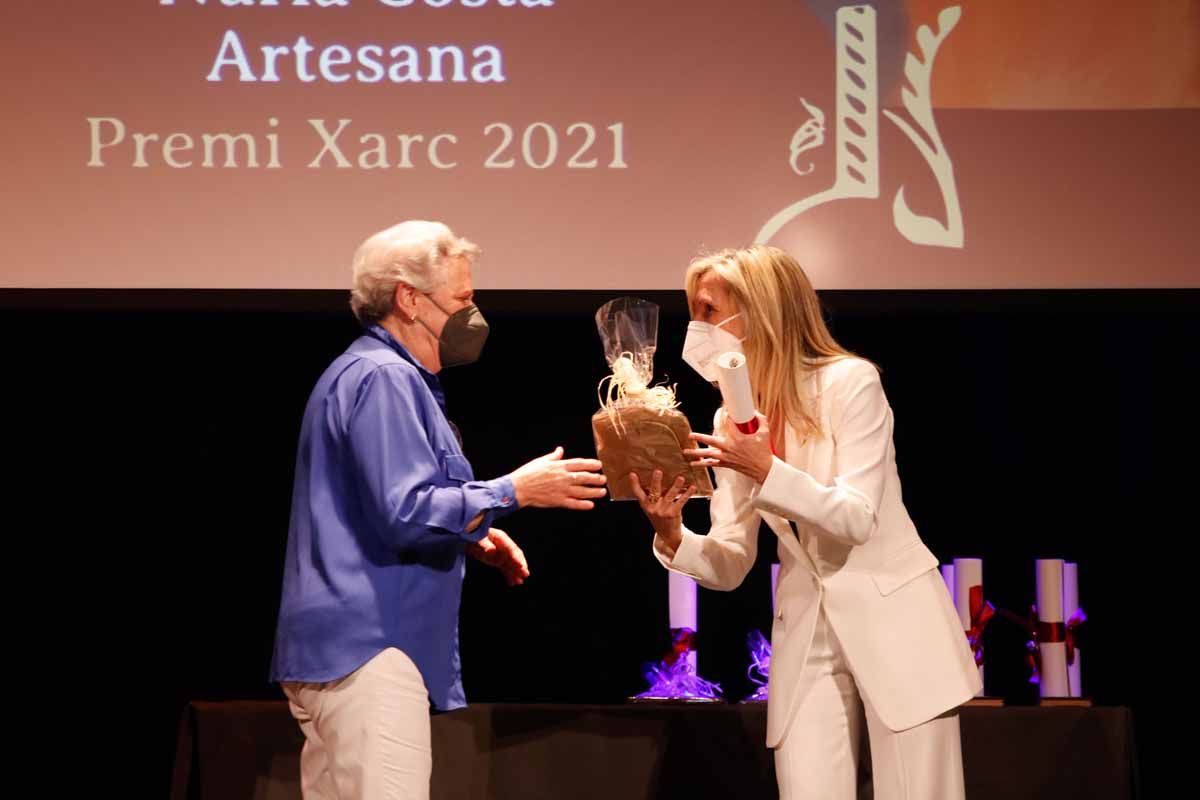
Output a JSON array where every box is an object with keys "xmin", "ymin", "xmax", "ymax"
[{"xmin": 346, "ymin": 364, "xmax": 516, "ymax": 548}]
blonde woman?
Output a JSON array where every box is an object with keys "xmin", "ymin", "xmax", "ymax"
[{"xmin": 631, "ymin": 245, "xmax": 979, "ymax": 800}]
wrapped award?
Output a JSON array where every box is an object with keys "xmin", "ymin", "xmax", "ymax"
[{"xmin": 591, "ymin": 297, "xmax": 713, "ymax": 501}]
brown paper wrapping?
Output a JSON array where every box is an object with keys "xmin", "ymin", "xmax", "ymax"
[{"xmin": 592, "ymin": 405, "xmax": 714, "ymax": 501}]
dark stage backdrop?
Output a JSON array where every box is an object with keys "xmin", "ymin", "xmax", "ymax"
[{"xmin": 3, "ymin": 288, "xmax": 1191, "ymax": 796}]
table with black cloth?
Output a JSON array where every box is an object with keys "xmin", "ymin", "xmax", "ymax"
[{"xmin": 170, "ymin": 701, "xmax": 1138, "ymax": 800}]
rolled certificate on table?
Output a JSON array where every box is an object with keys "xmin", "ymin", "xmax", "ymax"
[
  {"xmin": 635, "ymin": 577, "xmax": 722, "ymax": 701},
  {"xmin": 1063, "ymin": 562, "xmax": 1083, "ymax": 697},
  {"xmin": 953, "ymin": 558, "xmax": 985, "ymax": 696},
  {"xmin": 1036, "ymin": 559, "xmax": 1071, "ymax": 698},
  {"xmin": 716, "ymin": 351, "xmax": 758, "ymax": 434},
  {"xmin": 668, "ymin": 571, "xmax": 698, "ymax": 670}
]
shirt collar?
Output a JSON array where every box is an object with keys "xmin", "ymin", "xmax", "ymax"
[{"xmin": 364, "ymin": 323, "xmax": 446, "ymax": 408}]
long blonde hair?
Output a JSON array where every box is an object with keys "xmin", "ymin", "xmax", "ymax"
[{"xmin": 685, "ymin": 245, "xmax": 867, "ymax": 438}]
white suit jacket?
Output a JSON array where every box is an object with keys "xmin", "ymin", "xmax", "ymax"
[{"xmin": 654, "ymin": 357, "xmax": 980, "ymax": 747}]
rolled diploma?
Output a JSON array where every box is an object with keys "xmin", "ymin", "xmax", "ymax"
[
  {"xmin": 953, "ymin": 557, "xmax": 984, "ymax": 695},
  {"xmin": 1036, "ymin": 559, "xmax": 1070, "ymax": 697},
  {"xmin": 1063, "ymin": 562, "xmax": 1082, "ymax": 697},
  {"xmin": 669, "ymin": 570, "xmax": 698, "ymax": 669},
  {"xmin": 716, "ymin": 351, "xmax": 758, "ymax": 433}
]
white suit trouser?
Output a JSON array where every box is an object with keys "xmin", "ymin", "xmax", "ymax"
[
  {"xmin": 775, "ymin": 610, "xmax": 967, "ymax": 800},
  {"xmin": 282, "ymin": 647, "xmax": 432, "ymax": 800}
]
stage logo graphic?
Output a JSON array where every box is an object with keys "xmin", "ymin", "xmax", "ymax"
[{"xmin": 757, "ymin": 4, "xmax": 964, "ymax": 250}]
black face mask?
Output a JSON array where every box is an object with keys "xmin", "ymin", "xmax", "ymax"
[{"xmin": 422, "ymin": 297, "xmax": 489, "ymax": 368}]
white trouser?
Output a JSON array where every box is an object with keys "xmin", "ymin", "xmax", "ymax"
[
  {"xmin": 775, "ymin": 610, "xmax": 967, "ymax": 800},
  {"xmin": 282, "ymin": 647, "xmax": 433, "ymax": 800}
]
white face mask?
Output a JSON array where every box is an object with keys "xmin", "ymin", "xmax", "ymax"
[{"xmin": 682, "ymin": 313, "xmax": 744, "ymax": 383}]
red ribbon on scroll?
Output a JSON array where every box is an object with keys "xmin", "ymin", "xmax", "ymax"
[
  {"xmin": 735, "ymin": 418, "xmax": 760, "ymax": 434},
  {"xmin": 965, "ymin": 585, "xmax": 996, "ymax": 666},
  {"xmin": 664, "ymin": 628, "xmax": 697, "ymax": 666},
  {"xmin": 1008, "ymin": 604, "xmax": 1087, "ymax": 683},
  {"xmin": 1065, "ymin": 608, "xmax": 1087, "ymax": 666}
]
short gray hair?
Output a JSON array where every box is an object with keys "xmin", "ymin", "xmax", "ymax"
[{"xmin": 349, "ymin": 220, "xmax": 481, "ymax": 325}]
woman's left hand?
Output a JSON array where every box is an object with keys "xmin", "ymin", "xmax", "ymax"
[{"xmin": 685, "ymin": 412, "xmax": 775, "ymax": 485}]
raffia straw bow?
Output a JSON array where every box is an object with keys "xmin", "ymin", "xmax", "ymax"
[{"xmin": 597, "ymin": 352, "xmax": 679, "ymax": 436}]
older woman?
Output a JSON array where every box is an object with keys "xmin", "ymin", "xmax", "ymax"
[
  {"xmin": 271, "ymin": 220, "xmax": 607, "ymax": 800},
  {"xmin": 633, "ymin": 244, "xmax": 979, "ymax": 800}
]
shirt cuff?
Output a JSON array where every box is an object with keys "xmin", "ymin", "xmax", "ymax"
[
  {"xmin": 485, "ymin": 475, "xmax": 519, "ymax": 518},
  {"xmin": 456, "ymin": 477, "xmax": 518, "ymax": 543},
  {"xmin": 652, "ymin": 528, "xmax": 704, "ymax": 580},
  {"xmin": 669, "ymin": 530, "xmax": 707, "ymax": 577},
  {"xmin": 751, "ymin": 456, "xmax": 802, "ymax": 519}
]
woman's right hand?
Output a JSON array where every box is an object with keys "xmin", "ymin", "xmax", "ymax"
[{"xmin": 630, "ymin": 470, "xmax": 698, "ymax": 550}]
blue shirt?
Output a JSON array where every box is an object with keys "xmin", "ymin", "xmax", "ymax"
[{"xmin": 270, "ymin": 324, "xmax": 517, "ymax": 711}]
